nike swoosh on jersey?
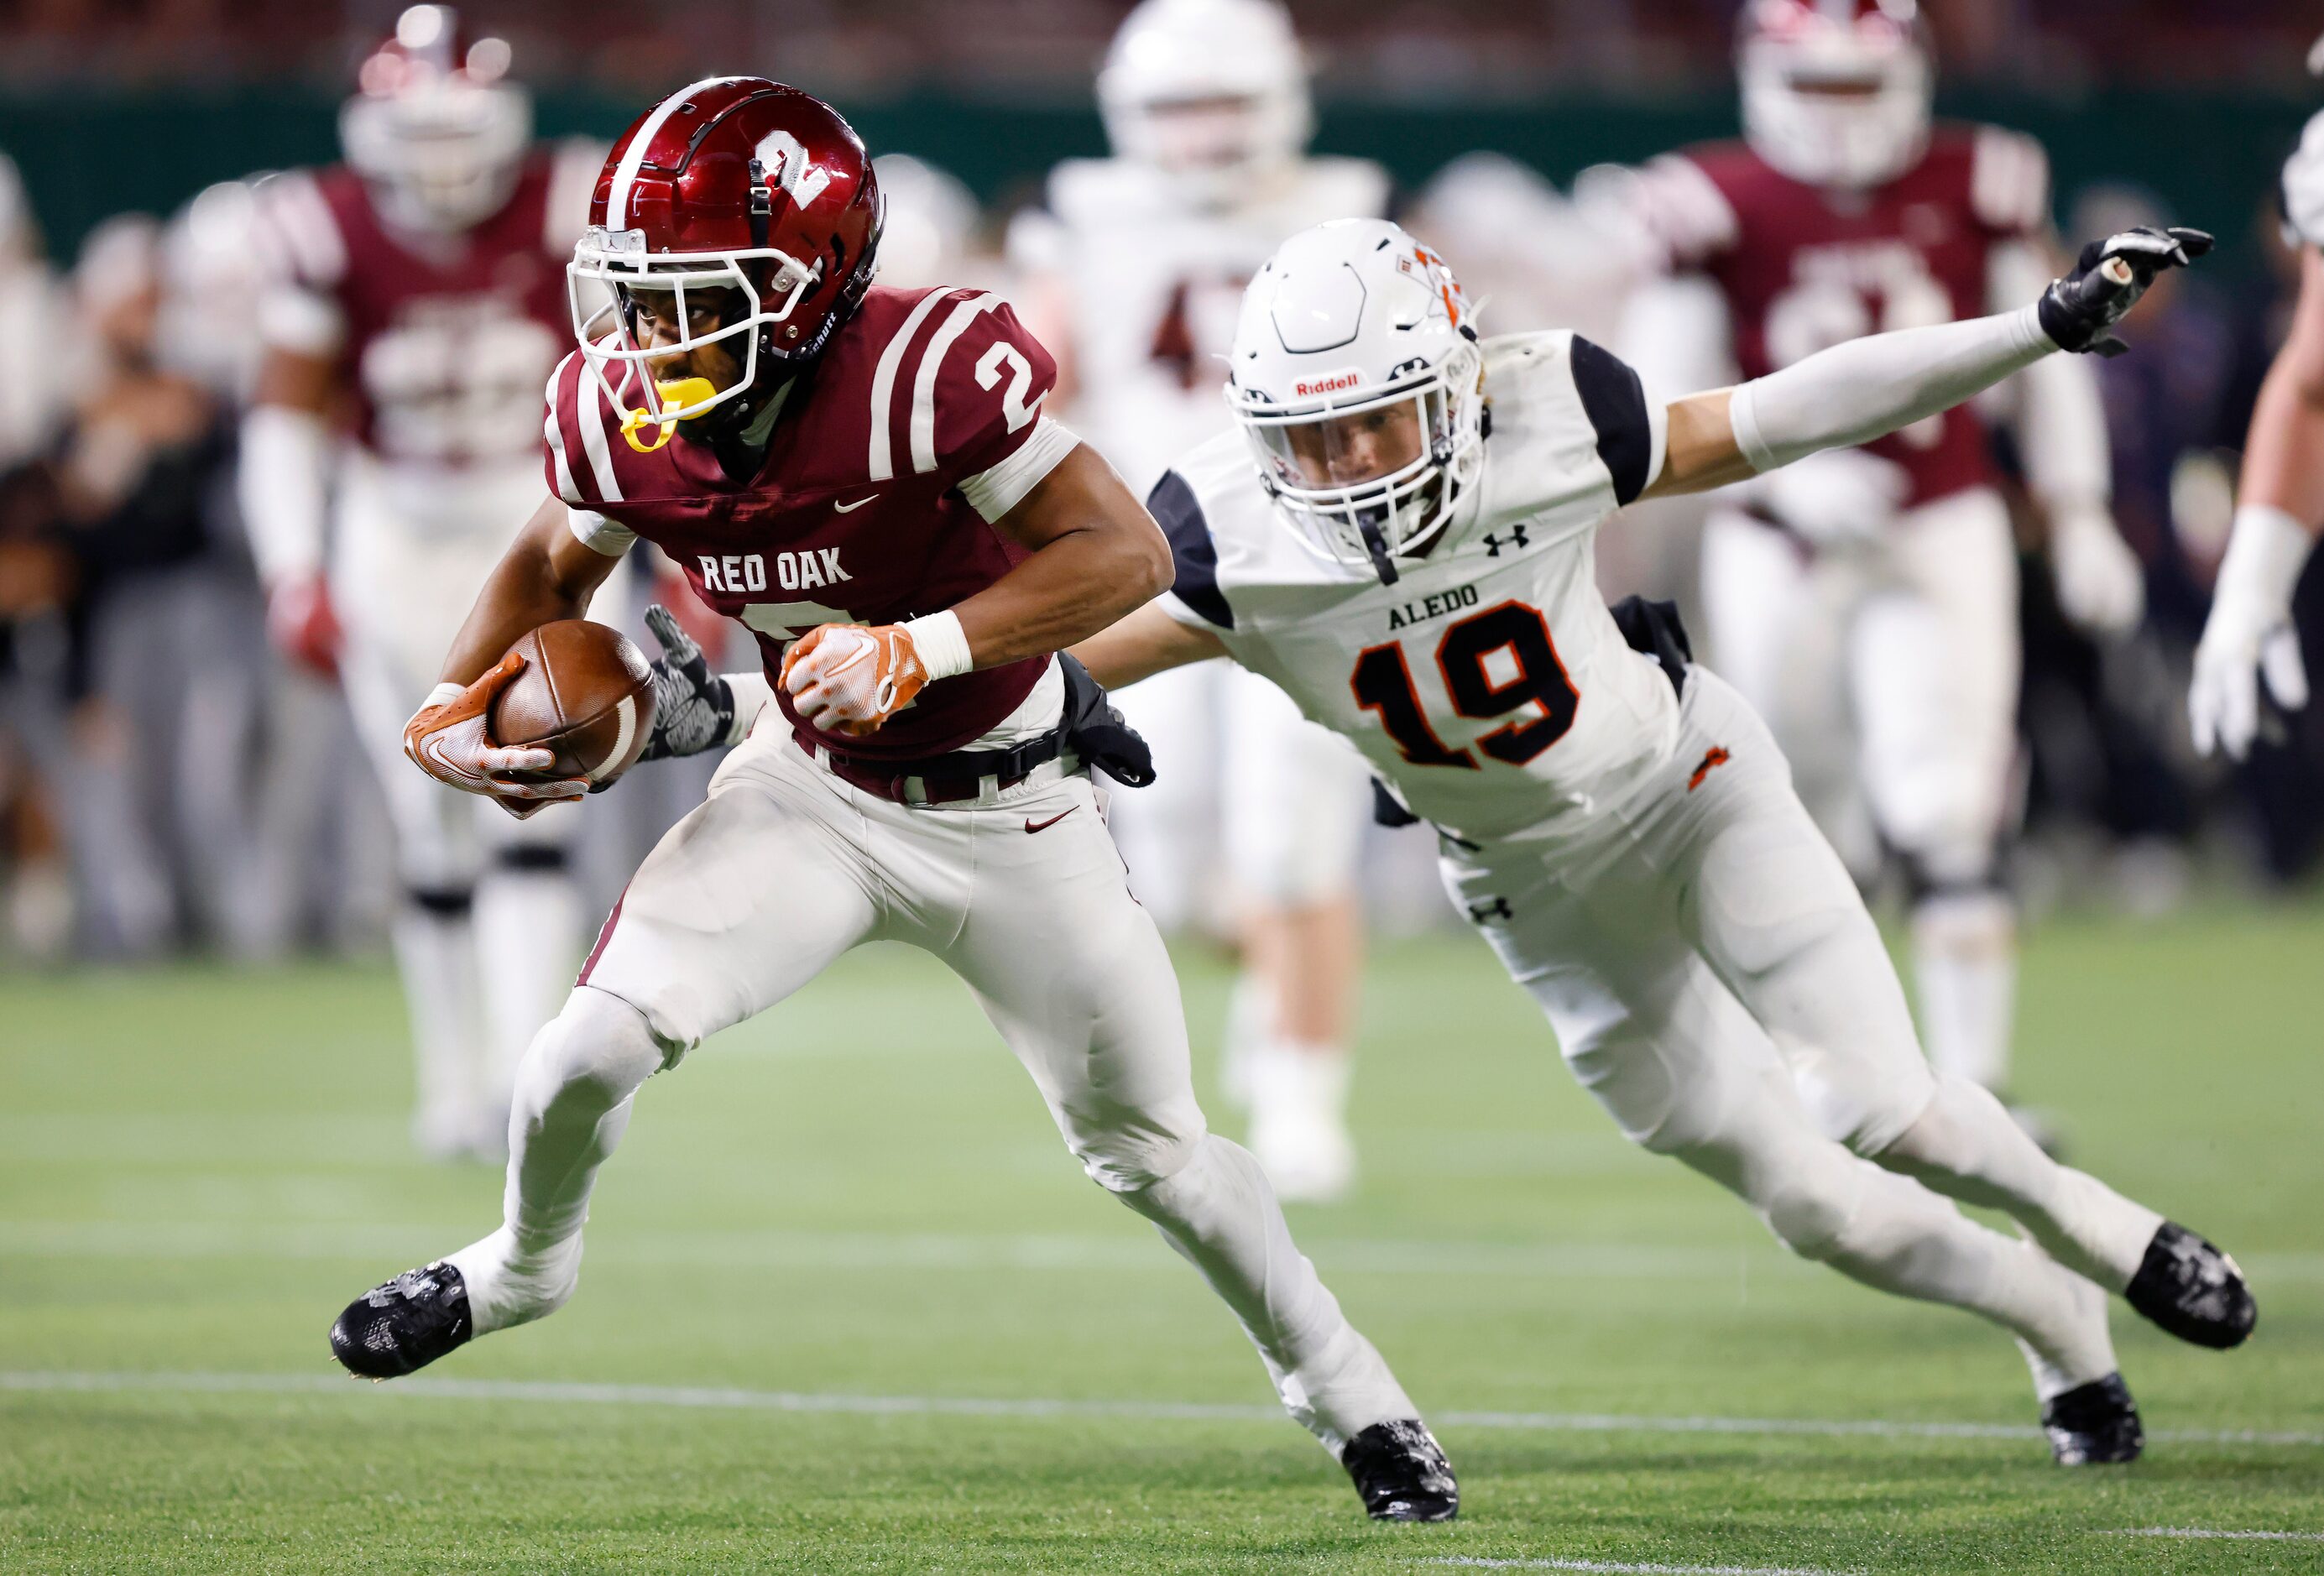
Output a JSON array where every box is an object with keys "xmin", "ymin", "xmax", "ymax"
[
  {"xmin": 1024, "ymin": 808, "xmax": 1075, "ymax": 833},
  {"xmin": 833, "ymin": 494, "xmax": 880, "ymax": 513}
]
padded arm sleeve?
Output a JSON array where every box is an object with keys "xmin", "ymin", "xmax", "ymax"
[
  {"xmin": 238, "ymin": 404, "xmax": 331, "ymax": 584},
  {"xmin": 1726, "ymin": 305, "xmax": 2055, "ymax": 474}
]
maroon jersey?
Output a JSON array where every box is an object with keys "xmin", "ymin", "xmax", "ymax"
[
  {"xmin": 1633, "ymin": 123, "xmax": 2050, "ymax": 507},
  {"xmin": 546, "ymin": 284, "xmax": 1063, "ymax": 763},
  {"xmin": 252, "ymin": 143, "xmax": 598, "ymax": 467}
]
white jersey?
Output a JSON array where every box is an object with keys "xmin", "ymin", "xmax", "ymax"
[
  {"xmin": 1153, "ymin": 330, "xmax": 1676, "ymax": 843},
  {"xmin": 2284, "ymin": 107, "xmax": 2324, "ymax": 250},
  {"xmin": 1011, "ymin": 156, "xmax": 1391, "ymax": 497}
]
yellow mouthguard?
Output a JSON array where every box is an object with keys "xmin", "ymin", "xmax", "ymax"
[{"xmin": 620, "ymin": 378, "xmax": 722, "ymax": 453}]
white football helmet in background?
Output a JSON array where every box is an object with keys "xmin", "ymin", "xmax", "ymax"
[
  {"xmin": 870, "ymin": 154, "xmax": 981, "ymax": 289},
  {"xmin": 1097, "ymin": 0, "xmax": 1313, "ymax": 210},
  {"xmin": 1737, "ymin": 0, "xmax": 1932, "ymax": 190},
  {"xmin": 1227, "ymin": 218, "xmax": 1484, "ymax": 582},
  {"xmin": 340, "ymin": 5, "xmax": 531, "ymax": 234}
]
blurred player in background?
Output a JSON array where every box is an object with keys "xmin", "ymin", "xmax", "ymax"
[
  {"xmin": 1011, "ymin": 0, "xmax": 1387, "ymax": 1200},
  {"xmin": 1616, "ymin": 0, "xmax": 2147, "ymax": 1125},
  {"xmin": 2190, "ymin": 105, "xmax": 2323, "ymax": 761},
  {"xmin": 241, "ymin": 5, "xmax": 605, "ymax": 1158}
]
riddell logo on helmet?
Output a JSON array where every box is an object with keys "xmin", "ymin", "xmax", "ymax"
[{"xmin": 1295, "ymin": 370, "xmax": 1365, "ymax": 398}]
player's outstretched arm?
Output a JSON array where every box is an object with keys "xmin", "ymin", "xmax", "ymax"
[
  {"xmin": 783, "ymin": 444, "xmax": 1175, "ymax": 738},
  {"xmin": 2191, "ymin": 245, "xmax": 2324, "ymax": 758},
  {"xmin": 1071, "ymin": 602, "xmax": 1232, "ymax": 690},
  {"xmin": 1642, "ymin": 226, "xmax": 2211, "ymax": 502},
  {"xmin": 402, "ymin": 494, "xmax": 627, "ymax": 814}
]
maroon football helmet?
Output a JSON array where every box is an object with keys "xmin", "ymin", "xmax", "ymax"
[
  {"xmin": 567, "ymin": 77, "xmax": 885, "ymax": 447},
  {"xmin": 1737, "ymin": 0, "xmax": 1932, "ymax": 190},
  {"xmin": 342, "ymin": 5, "xmax": 530, "ymax": 234}
]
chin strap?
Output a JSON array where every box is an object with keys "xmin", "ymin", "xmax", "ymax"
[{"xmin": 1357, "ymin": 514, "xmax": 1402, "ymax": 586}]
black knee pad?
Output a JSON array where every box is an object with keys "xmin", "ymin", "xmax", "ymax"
[
  {"xmin": 494, "ymin": 843, "xmax": 572, "ymax": 876},
  {"xmin": 405, "ymin": 883, "xmax": 474, "ymax": 918}
]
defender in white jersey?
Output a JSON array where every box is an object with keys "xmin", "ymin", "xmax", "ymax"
[
  {"xmin": 1010, "ymin": 0, "xmax": 1388, "ymax": 1199},
  {"xmin": 1078, "ymin": 219, "xmax": 2254, "ymax": 1463},
  {"xmin": 238, "ymin": 7, "xmax": 608, "ymax": 1157}
]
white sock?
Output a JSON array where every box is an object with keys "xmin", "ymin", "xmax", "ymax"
[
  {"xmin": 1880, "ymin": 1076, "xmax": 2165, "ymax": 1291},
  {"xmin": 1912, "ymin": 890, "xmax": 2017, "ymax": 1091},
  {"xmin": 475, "ymin": 865, "xmax": 586, "ymax": 1122},
  {"xmin": 1777, "ymin": 1157, "xmax": 2118, "ymax": 1395},
  {"xmin": 1217, "ymin": 971, "xmax": 1274, "ymax": 1111},
  {"xmin": 1119, "ymin": 1133, "xmax": 1412, "ymax": 1453},
  {"xmin": 393, "ymin": 893, "xmax": 487, "ymax": 1153},
  {"xmin": 452, "ymin": 986, "xmax": 666, "ymax": 1333}
]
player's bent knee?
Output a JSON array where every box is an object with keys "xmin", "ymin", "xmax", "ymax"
[
  {"xmin": 516, "ymin": 986, "xmax": 672, "ymax": 1114},
  {"xmin": 1760, "ymin": 1175, "xmax": 1862, "ymax": 1262}
]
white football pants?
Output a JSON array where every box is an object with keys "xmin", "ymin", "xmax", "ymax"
[
  {"xmin": 334, "ymin": 485, "xmax": 590, "ymax": 1156},
  {"xmin": 1700, "ymin": 487, "xmax": 2023, "ymax": 1092},
  {"xmin": 1442, "ymin": 667, "xmax": 2160, "ymax": 1398},
  {"xmin": 450, "ymin": 717, "xmax": 1415, "ymax": 1453}
]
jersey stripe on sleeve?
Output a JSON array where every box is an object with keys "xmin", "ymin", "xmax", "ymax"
[
  {"xmin": 909, "ymin": 292, "xmax": 1005, "ymax": 474},
  {"xmin": 866, "ymin": 288, "xmax": 959, "ymax": 482},
  {"xmin": 1569, "ymin": 337, "xmax": 1658, "ymax": 506},
  {"xmin": 543, "ymin": 352, "xmax": 586, "ymax": 506},
  {"xmin": 573, "ymin": 362, "xmax": 626, "ymax": 504},
  {"xmin": 1146, "ymin": 470, "xmax": 1232, "ymax": 629}
]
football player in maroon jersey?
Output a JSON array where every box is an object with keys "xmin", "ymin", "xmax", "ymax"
[
  {"xmin": 239, "ymin": 6, "xmax": 608, "ymax": 1160},
  {"xmin": 1616, "ymin": 0, "xmax": 2149, "ymax": 1131},
  {"xmin": 326, "ymin": 78, "xmax": 1455, "ymax": 1522}
]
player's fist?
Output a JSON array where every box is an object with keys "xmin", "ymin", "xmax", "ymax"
[
  {"xmin": 2037, "ymin": 226, "xmax": 2212, "ymax": 357},
  {"xmin": 267, "ymin": 571, "xmax": 342, "ymax": 679},
  {"xmin": 402, "ymin": 653, "xmax": 590, "ymax": 817},
  {"xmin": 2048, "ymin": 502, "xmax": 2145, "ymax": 639},
  {"xmin": 780, "ymin": 623, "xmax": 931, "ymax": 738}
]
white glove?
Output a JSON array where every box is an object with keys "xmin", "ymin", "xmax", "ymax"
[
  {"xmin": 1754, "ymin": 447, "xmax": 1910, "ymax": 550},
  {"xmin": 2191, "ymin": 504, "xmax": 2314, "ymax": 760},
  {"xmin": 2047, "ymin": 502, "xmax": 2145, "ymax": 639}
]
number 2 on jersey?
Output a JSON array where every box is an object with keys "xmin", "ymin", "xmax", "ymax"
[{"xmin": 1350, "ymin": 600, "xmax": 1580, "ymax": 770}]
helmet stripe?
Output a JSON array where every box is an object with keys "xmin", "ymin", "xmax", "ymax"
[{"xmin": 605, "ymin": 76, "xmax": 747, "ymax": 227}]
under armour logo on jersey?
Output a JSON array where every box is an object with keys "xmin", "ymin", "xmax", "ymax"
[
  {"xmin": 1465, "ymin": 896, "xmax": 1512, "ymax": 925},
  {"xmin": 1482, "ymin": 524, "xmax": 1533, "ymax": 558},
  {"xmin": 698, "ymin": 551, "xmax": 854, "ymax": 593}
]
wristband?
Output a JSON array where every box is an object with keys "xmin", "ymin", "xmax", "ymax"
[
  {"xmin": 723, "ymin": 669, "xmax": 774, "ymax": 745},
  {"xmin": 901, "ymin": 609, "xmax": 974, "ymax": 681},
  {"xmin": 420, "ymin": 681, "xmax": 464, "ymax": 713}
]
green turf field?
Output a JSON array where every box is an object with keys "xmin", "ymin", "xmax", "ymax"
[{"xmin": 3, "ymin": 904, "xmax": 2321, "ymax": 1573}]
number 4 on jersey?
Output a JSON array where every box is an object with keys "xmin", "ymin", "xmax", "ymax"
[{"xmin": 1350, "ymin": 600, "xmax": 1580, "ymax": 770}]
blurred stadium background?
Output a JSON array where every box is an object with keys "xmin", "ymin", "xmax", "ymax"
[{"xmin": 0, "ymin": 0, "xmax": 2321, "ymax": 968}]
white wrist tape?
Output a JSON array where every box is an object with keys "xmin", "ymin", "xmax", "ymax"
[
  {"xmin": 2216, "ymin": 503, "xmax": 2317, "ymax": 616},
  {"xmin": 723, "ymin": 669, "xmax": 774, "ymax": 745},
  {"xmin": 415, "ymin": 681, "xmax": 463, "ymax": 724},
  {"xmin": 901, "ymin": 609, "xmax": 973, "ymax": 681},
  {"xmin": 1729, "ymin": 304, "xmax": 2055, "ymax": 473}
]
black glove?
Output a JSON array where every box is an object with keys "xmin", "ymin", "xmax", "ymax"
[
  {"xmin": 639, "ymin": 603, "xmax": 736, "ymax": 762},
  {"xmin": 2037, "ymin": 225, "xmax": 2212, "ymax": 357}
]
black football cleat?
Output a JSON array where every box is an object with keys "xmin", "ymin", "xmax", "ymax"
[
  {"xmin": 329, "ymin": 1260, "xmax": 474, "ymax": 1380},
  {"xmin": 1340, "ymin": 1418, "xmax": 1459, "ymax": 1521},
  {"xmin": 2125, "ymin": 1223, "xmax": 2256, "ymax": 1349},
  {"xmin": 2042, "ymin": 1372, "xmax": 2144, "ymax": 1465}
]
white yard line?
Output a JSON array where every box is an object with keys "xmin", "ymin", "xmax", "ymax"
[
  {"xmin": 1425, "ymin": 1559, "xmax": 1855, "ymax": 1575},
  {"xmin": 4, "ymin": 1370, "xmax": 2318, "ymax": 1448},
  {"xmin": 2107, "ymin": 1528, "xmax": 2324, "ymax": 1542}
]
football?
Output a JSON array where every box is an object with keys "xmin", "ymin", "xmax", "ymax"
[{"xmin": 488, "ymin": 619, "xmax": 656, "ymax": 791}]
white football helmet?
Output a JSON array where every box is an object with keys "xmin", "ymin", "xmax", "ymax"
[
  {"xmin": 1738, "ymin": 0, "xmax": 1932, "ymax": 190},
  {"xmin": 1227, "ymin": 218, "xmax": 1484, "ymax": 582},
  {"xmin": 1097, "ymin": 0, "xmax": 1312, "ymax": 210},
  {"xmin": 870, "ymin": 154, "xmax": 980, "ymax": 289},
  {"xmin": 340, "ymin": 5, "xmax": 531, "ymax": 235}
]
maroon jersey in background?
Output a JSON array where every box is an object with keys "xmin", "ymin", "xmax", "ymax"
[
  {"xmin": 252, "ymin": 143, "xmax": 598, "ymax": 467},
  {"xmin": 1632, "ymin": 123, "xmax": 2052, "ymax": 509},
  {"xmin": 546, "ymin": 284, "xmax": 1062, "ymax": 764}
]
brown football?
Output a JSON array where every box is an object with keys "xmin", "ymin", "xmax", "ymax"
[{"xmin": 488, "ymin": 619, "xmax": 656, "ymax": 791}]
